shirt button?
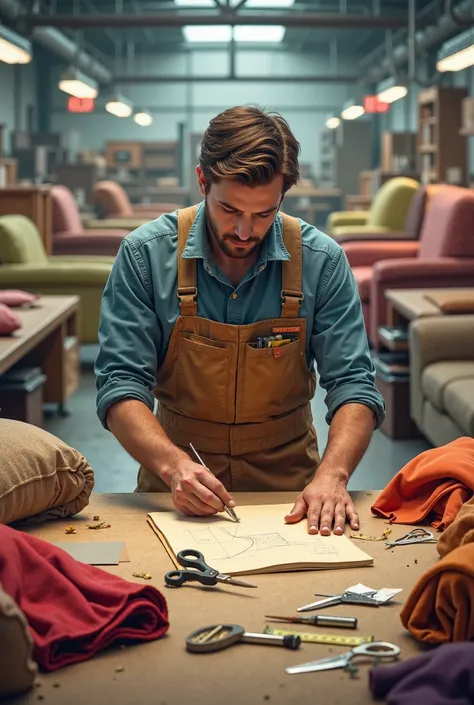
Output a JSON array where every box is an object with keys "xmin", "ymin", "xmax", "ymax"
[
  {"xmin": 232, "ymin": 292, "xmax": 238, "ymax": 300},
  {"xmin": 259, "ymin": 265, "xmax": 265, "ymax": 272}
]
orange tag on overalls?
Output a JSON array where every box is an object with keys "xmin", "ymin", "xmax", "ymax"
[
  {"xmin": 272, "ymin": 326, "xmax": 301, "ymax": 334},
  {"xmin": 273, "ymin": 348, "xmax": 283, "ymax": 358}
]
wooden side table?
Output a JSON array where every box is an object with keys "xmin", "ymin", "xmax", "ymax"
[{"xmin": 0, "ymin": 185, "xmax": 52, "ymax": 254}]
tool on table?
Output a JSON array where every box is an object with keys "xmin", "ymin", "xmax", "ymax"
[
  {"xmin": 189, "ymin": 442, "xmax": 240, "ymax": 523},
  {"xmin": 297, "ymin": 592, "xmax": 380, "ymax": 612},
  {"xmin": 385, "ymin": 528, "xmax": 437, "ymax": 548},
  {"xmin": 265, "ymin": 614, "xmax": 358, "ymax": 630},
  {"xmin": 186, "ymin": 624, "xmax": 301, "ymax": 653},
  {"xmin": 285, "ymin": 641, "xmax": 400, "ymax": 675},
  {"xmin": 164, "ymin": 549, "xmax": 258, "ymax": 588},
  {"xmin": 297, "ymin": 583, "xmax": 402, "ymax": 613},
  {"xmin": 263, "ymin": 626, "xmax": 372, "ymax": 648}
]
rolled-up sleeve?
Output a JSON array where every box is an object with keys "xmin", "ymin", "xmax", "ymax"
[
  {"xmin": 310, "ymin": 247, "xmax": 385, "ymax": 428},
  {"xmin": 95, "ymin": 240, "xmax": 161, "ymax": 429}
]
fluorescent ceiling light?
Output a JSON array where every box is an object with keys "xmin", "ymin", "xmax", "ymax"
[
  {"xmin": 437, "ymin": 28, "xmax": 474, "ymax": 72},
  {"xmin": 234, "ymin": 25, "xmax": 285, "ymax": 42},
  {"xmin": 183, "ymin": 24, "xmax": 285, "ymax": 42},
  {"xmin": 58, "ymin": 67, "xmax": 98, "ymax": 100},
  {"xmin": 106, "ymin": 93, "xmax": 133, "ymax": 118},
  {"xmin": 134, "ymin": 110, "xmax": 153, "ymax": 127},
  {"xmin": 0, "ymin": 25, "xmax": 31, "ymax": 64},
  {"xmin": 376, "ymin": 76, "xmax": 407, "ymax": 104},
  {"xmin": 341, "ymin": 103, "xmax": 365, "ymax": 120},
  {"xmin": 326, "ymin": 117, "xmax": 341, "ymax": 129},
  {"xmin": 183, "ymin": 25, "xmax": 232, "ymax": 42}
]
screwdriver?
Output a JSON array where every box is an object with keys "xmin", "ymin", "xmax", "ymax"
[{"xmin": 265, "ymin": 614, "xmax": 358, "ymax": 630}]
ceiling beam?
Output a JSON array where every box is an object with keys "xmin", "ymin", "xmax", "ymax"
[
  {"xmin": 24, "ymin": 12, "xmax": 409, "ymax": 29},
  {"xmin": 113, "ymin": 73, "xmax": 360, "ymax": 83}
]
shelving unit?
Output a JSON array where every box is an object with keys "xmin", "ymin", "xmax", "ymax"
[
  {"xmin": 418, "ymin": 86, "xmax": 467, "ymax": 185},
  {"xmin": 319, "ymin": 120, "xmax": 372, "ymax": 197},
  {"xmin": 104, "ymin": 140, "xmax": 189, "ymax": 206},
  {"xmin": 381, "ymin": 131, "xmax": 418, "ymax": 173}
]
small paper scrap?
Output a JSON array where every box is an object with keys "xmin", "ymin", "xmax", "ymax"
[{"xmin": 345, "ymin": 583, "xmax": 402, "ymax": 605}]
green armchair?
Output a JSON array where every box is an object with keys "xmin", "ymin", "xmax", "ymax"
[
  {"xmin": 0, "ymin": 215, "xmax": 114, "ymax": 343},
  {"xmin": 326, "ymin": 177, "xmax": 420, "ymax": 240}
]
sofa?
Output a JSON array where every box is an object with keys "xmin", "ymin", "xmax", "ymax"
[
  {"xmin": 0, "ymin": 215, "xmax": 113, "ymax": 343},
  {"xmin": 52, "ymin": 185, "xmax": 128, "ymax": 257},
  {"xmin": 410, "ymin": 313, "xmax": 474, "ymax": 446},
  {"xmin": 343, "ymin": 184, "xmax": 474, "ymax": 349},
  {"xmin": 326, "ymin": 176, "xmax": 420, "ymax": 239}
]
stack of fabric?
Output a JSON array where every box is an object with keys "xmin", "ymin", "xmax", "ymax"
[{"xmin": 368, "ymin": 437, "xmax": 474, "ymax": 704}]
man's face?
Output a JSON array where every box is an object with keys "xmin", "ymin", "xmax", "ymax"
[{"xmin": 197, "ymin": 167, "xmax": 284, "ymax": 260}]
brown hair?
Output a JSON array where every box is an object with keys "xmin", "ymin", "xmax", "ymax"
[{"xmin": 199, "ymin": 105, "xmax": 300, "ymax": 194}]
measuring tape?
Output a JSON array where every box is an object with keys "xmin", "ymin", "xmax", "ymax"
[{"xmin": 264, "ymin": 626, "xmax": 374, "ymax": 647}]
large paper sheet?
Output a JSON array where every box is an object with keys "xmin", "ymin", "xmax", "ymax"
[{"xmin": 147, "ymin": 504, "xmax": 373, "ymax": 575}]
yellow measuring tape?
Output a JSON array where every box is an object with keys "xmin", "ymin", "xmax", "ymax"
[{"xmin": 264, "ymin": 626, "xmax": 374, "ymax": 647}]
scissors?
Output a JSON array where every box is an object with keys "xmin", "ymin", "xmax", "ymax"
[
  {"xmin": 385, "ymin": 528, "xmax": 437, "ymax": 548},
  {"xmin": 285, "ymin": 641, "xmax": 400, "ymax": 675},
  {"xmin": 164, "ymin": 549, "xmax": 258, "ymax": 588}
]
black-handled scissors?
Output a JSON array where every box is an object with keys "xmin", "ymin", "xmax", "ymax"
[{"xmin": 164, "ymin": 549, "xmax": 258, "ymax": 589}]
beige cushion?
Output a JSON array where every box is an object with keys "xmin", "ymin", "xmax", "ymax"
[
  {"xmin": 444, "ymin": 379, "xmax": 474, "ymax": 437},
  {"xmin": 0, "ymin": 420, "xmax": 94, "ymax": 525},
  {"xmin": 421, "ymin": 361, "xmax": 474, "ymax": 411},
  {"xmin": 0, "ymin": 584, "xmax": 37, "ymax": 697}
]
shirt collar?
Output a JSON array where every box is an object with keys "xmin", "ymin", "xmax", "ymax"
[{"xmin": 181, "ymin": 201, "xmax": 290, "ymax": 264}]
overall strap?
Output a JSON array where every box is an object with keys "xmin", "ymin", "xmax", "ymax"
[
  {"xmin": 280, "ymin": 212, "xmax": 304, "ymax": 318},
  {"xmin": 177, "ymin": 205, "xmax": 198, "ymax": 316}
]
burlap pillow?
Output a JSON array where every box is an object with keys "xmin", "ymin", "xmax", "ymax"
[
  {"xmin": 0, "ymin": 583, "xmax": 37, "ymax": 697},
  {"xmin": 0, "ymin": 419, "xmax": 94, "ymax": 525}
]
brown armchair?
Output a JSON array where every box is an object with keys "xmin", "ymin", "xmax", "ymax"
[
  {"xmin": 92, "ymin": 180, "xmax": 180, "ymax": 220},
  {"xmin": 343, "ymin": 185, "xmax": 474, "ymax": 348}
]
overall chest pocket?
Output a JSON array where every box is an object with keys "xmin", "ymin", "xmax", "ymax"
[
  {"xmin": 177, "ymin": 333, "xmax": 235, "ymax": 423},
  {"xmin": 240, "ymin": 338, "xmax": 312, "ymax": 422}
]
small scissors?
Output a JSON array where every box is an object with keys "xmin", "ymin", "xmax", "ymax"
[
  {"xmin": 385, "ymin": 528, "xmax": 437, "ymax": 549},
  {"xmin": 285, "ymin": 641, "xmax": 400, "ymax": 675},
  {"xmin": 164, "ymin": 549, "xmax": 258, "ymax": 588}
]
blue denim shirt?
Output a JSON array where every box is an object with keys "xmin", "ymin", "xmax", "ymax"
[{"xmin": 95, "ymin": 202, "xmax": 385, "ymax": 430}]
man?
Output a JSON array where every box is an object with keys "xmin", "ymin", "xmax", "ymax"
[{"xmin": 95, "ymin": 105, "xmax": 385, "ymax": 535}]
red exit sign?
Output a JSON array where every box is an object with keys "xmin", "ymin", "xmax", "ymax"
[
  {"xmin": 364, "ymin": 95, "xmax": 390, "ymax": 113},
  {"xmin": 67, "ymin": 97, "xmax": 95, "ymax": 113}
]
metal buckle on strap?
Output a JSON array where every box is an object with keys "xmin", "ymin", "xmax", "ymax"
[
  {"xmin": 281, "ymin": 289, "xmax": 304, "ymax": 304},
  {"xmin": 177, "ymin": 286, "xmax": 198, "ymax": 302}
]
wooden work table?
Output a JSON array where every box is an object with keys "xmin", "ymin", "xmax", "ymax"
[{"xmin": 10, "ymin": 491, "xmax": 438, "ymax": 705}]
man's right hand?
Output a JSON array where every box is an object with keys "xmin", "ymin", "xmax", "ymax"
[{"xmin": 161, "ymin": 456, "xmax": 236, "ymax": 517}]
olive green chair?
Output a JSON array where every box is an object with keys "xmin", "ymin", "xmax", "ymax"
[
  {"xmin": 326, "ymin": 177, "xmax": 420, "ymax": 241},
  {"xmin": 0, "ymin": 215, "xmax": 114, "ymax": 343}
]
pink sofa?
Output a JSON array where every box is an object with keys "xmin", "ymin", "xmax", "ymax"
[
  {"xmin": 92, "ymin": 181, "xmax": 180, "ymax": 220},
  {"xmin": 52, "ymin": 185, "xmax": 128, "ymax": 256},
  {"xmin": 344, "ymin": 184, "xmax": 474, "ymax": 349}
]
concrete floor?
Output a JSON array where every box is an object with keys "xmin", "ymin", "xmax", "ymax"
[{"xmin": 44, "ymin": 346, "xmax": 431, "ymax": 493}]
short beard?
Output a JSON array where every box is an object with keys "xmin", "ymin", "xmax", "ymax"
[{"xmin": 206, "ymin": 201, "xmax": 261, "ymax": 260}]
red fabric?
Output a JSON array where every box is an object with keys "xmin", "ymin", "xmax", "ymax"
[
  {"xmin": 0, "ymin": 524, "xmax": 169, "ymax": 672},
  {"xmin": 0, "ymin": 303, "xmax": 22, "ymax": 334},
  {"xmin": 352, "ymin": 266, "xmax": 372, "ymax": 302},
  {"xmin": 371, "ymin": 437, "xmax": 474, "ymax": 530},
  {"xmin": 0, "ymin": 290, "xmax": 39, "ymax": 307}
]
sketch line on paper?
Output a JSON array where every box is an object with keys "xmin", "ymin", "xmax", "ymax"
[{"xmin": 184, "ymin": 526, "xmax": 338, "ymax": 561}]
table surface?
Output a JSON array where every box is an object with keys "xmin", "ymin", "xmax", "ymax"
[
  {"xmin": 385, "ymin": 288, "xmax": 474, "ymax": 321},
  {"xmin": 0, "ymin": 295, "xmax": 79, "ymax": 377},
  {"xmin": 7, "ymin": 491, "xmax": 439, "ymax": 705}
]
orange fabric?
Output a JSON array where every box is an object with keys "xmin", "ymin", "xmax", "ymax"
[
  {"xmin": 371, "ymin": 437, "xmax": 474, "ymax": 530},
  {"xmin": 437, "ymin": 494, "xmax": 474, "ymax": 558},
  {"xmin": 400, "ymin": 542, "xmax": 474, "ymax": 644}
]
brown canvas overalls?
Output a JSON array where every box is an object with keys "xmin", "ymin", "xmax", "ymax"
[{"xmin": 136, "ymin": 205, "xmax": 321, "ymax": 493}]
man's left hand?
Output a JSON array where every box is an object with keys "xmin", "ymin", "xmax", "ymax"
[{"xmin": 284, "ymin": 472, "xmax": 359, "ymax": 536}]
